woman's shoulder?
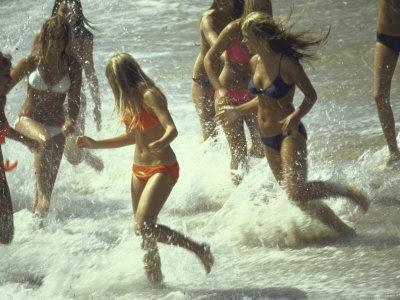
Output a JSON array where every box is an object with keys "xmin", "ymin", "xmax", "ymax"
[{"xmin": 143, "ymin": 87, "xmax": 166, "ymax": 109}]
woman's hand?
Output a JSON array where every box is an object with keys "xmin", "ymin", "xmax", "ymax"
[
  {"xmin": 148, "ymin": 140, "xmax": 166, "ymax": 154},
  {"xmin": 61, "ymin": 120, "xmax": 75, "ymax": 136},
  {"xmin": 76, "ymin": 136, "xmax": 96, "ymax": 149},
  {"xmin": 279, "ymin": 108, "xmax": 301, "ymax": 135},
  {"xmin": 215, "ymin": 105, "xmax": 240, "ymax": 126}
]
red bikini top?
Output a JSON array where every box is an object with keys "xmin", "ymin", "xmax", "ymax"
[
  {"xmin": 226, "ymin": 39, "xmax": 251, "ymax": 65},
  {"xmin": 123, "ymin": 107, "xmax": 160, "ymax": 130}
]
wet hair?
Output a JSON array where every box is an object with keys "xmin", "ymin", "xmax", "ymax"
[
  {"xmin": 51, "ymin": 0, "xmax": 94, "ymax": 32},
  {"xmin": 210, "ymin": 0, "xmax": 245, "ymax": 19},
  {"xmin": 0, "ymin": 52, "xmax": 12, "ymax": 68},
  {"xmin": 241, "ymin": 12, "xmax": 329, "ymax": 60},
  {"xmin": 105, "ymin": 53, "xmax": 167, "ymax": 123},
  {"xmin": 37, "ymin": 15, "xmax": 74, "ymax": 62},
  {"xmin": 243, "ymin": 0, "xmax": 272, "ymax": 19}
]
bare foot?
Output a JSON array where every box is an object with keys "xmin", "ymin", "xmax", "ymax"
[
  {"xmin": 386, "ymin": 154, "xmax": 400, "ymax": 170},
  {"xmin": 197, "ymin": 244, "xmax": 214, "ymax": 274},
  {"xmin": 33, "ymin": 197, "xmax": 50, "ymax": 219},
  {"xmin": 143, "ymin": 250, "xmax": 164, "ymax": 286},
  {"xmin": 346, "ymin": 184, "xmax": 370, "ymax": 213}
]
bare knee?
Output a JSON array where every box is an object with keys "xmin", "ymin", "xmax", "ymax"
[
  {"xmin": 134, "ymin": 219, "xmax": 155, "ymax": 237},
  {"xmin": 286, "ymin": 183, "xmax": 308, "ymax": 205},
  {"xmin": 374, "ymin": 93, "xmax": 390, "ymax": 108}
]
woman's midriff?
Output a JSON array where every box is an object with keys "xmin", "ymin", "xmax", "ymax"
[
  {"xmin": 19, "ymin": 90, "xmax": 66, "ymax": 126},
  {"xmin": 257, "ymin": 95, "xmax": 297, "ymax": 137},
  {"xmin": 219, "ymin": 62, "xmax": 252, "ymax": 89},
  {"xmin": 377, "ymin": 1, "xmax": 400, "ymax": 36},
  {"xmin": 133, "ymin": 125, "xmax": 177, "ymax": 166}
]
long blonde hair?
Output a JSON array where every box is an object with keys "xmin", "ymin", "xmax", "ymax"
[
  {"xmin": 242, "ymin": 12, "xmax": 329, "ymax": 60},
  {"xmin": 105, "ymin": 52, "xmax": 167, "ymax": 122},
  {"xmin": 243, "ymin": 0, "xmax": 272, "ymax": 19},
  {"xmin": 37, "ymin": 15, "xmax": 74, "ymax": 63}
]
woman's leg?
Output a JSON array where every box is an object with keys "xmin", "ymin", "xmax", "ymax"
[
  {"xmin": 279, "ymin": 134, "xmax": 368, "ymax": 236},
  {"xmin": 374, "ymin": 42, "xmax": 400, "ymax": 166},
  {"xmin": 215, "ymin": 96, "xmax": 247, "ymax": 184},
  {"xmin": 133, "ymin": 173, "xmax": 213, "ymax": 283},
  {"xmin": 0, "ymin": 149, "xmax": 14, "ymax": 244},
  {"xmin": 33, "ymin": 134, "xmax": 65, "ymax": 217},
  {"xmin": 15, "ymin": 117, "xmax": 65, "ymax": 218},
  {"xmin": 244, "ymin": 113, "xmax": 264, "ymax": 158},
  {"xmin": 192, "ymin": 80, "xmax": 217, "ymax": 142}
]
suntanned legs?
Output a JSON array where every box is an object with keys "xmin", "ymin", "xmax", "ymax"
[
  {"xmin": 15, "ymin": 117, "xmax": 65, "ymax": 218},
  {"xmin": 0, "ymin": 148, "xmax": 13, "ymax": 244},
  {"xmin": 192, "ymin": 80, "xmax": 217, "ymax": 142},
  {"xmin": 131, "ymin": 173, "xmax": 213, "ymax": 285},
  {"xmin": 374, "ymin": 42, "xmax": 399, "ymax": 166},
  {"xmin": 264, "ymin": 133, "xmax": 369, "ymax": 236}
]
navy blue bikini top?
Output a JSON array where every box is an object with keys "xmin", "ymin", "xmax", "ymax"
[{"xmin": 248, "ymin": 55, "xmax": 294, "ymax": 99}]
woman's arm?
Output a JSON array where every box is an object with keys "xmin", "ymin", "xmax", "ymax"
[
  {"xmin": 144, "ymin": 89, "xmax": 177, "ymax": 152},
  {"xmin": 201, "ymin": 14, "xmax": 220, "ymax": 47},
  {"xmin": 82, "ymin": 35, "xmax": 101, "ymax": 131},
  {"xmin": 63, "ymin": 58, "xmax": 82, "ymax": 135},
  {"xmin": 286, "ymin": 58, "xmax": 317, "ymax": 120},
  {"xmin": 204, "ymin": 21, "xmax": 239, "ymax": 90},
  {"xmin": 7, "ymin": 55, "xmax": 36, "ymax": 93},
  {"xmin": 76, "ymin": 131, "xmax": 135, "ymax": 149}
]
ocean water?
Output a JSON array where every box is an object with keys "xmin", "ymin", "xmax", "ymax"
[{"xmin": 1, "ymin": 0, "xmax": 399, "ymax": 299}]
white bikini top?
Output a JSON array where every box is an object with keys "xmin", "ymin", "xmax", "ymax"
[{"xmin": 28, "ymin": 69, "xmax": 71, "ymax": 94}]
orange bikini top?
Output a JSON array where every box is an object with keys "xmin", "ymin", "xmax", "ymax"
[{"xmin": 123, "ymin": 107, "xmax": 160, "ymax": 130}]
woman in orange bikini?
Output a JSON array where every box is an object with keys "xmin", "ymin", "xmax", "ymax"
[
  {"xmin": 192, "ymin": 0, "xmax": 244, "ymax": 142},
  {"xmin": 204, "ymin": 0, "xmax": 272, "ymax": 184},
  {"xmin": 216, "ymin": 12, "xmax": 370, "ymax": 237},
  {"xmin": 76, "ymin": 53, "xmax": 213, "ymax": 285}
]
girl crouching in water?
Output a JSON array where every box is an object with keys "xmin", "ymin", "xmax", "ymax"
[{"xmin": 76, "ymin": 53, "xmax": 213, "ymax": 285}]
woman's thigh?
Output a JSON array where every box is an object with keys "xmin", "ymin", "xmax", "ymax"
[{"xmin": 135, "ymin": 173, "xmax": 174, "ymax": 225}]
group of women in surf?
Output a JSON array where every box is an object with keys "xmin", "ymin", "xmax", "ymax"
[{"xmin": 0, "ymin": 0, "xmax": 399, "ymax": 286}]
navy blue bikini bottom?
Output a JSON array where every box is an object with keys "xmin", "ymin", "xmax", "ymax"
[
  {"xmin": 261, "ymin": 123, "xmax": 307, "ymax": 152},
  {"xmin": 377, "ymin": 32, "xmax": 400, "ymax": 54}
]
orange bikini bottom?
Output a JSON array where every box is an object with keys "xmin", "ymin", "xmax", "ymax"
[{"xmin": 132, "ymin": 161, "xmax": 179, "ymax": 184}]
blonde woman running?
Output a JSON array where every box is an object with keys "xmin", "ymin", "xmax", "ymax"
[
  {"xmin": 216, "ymin": 12, "xmax": 370, "ymax": 237},
  {"xmin": 77, "ymin": 53, "xmax": 213, "ymax": 285}
]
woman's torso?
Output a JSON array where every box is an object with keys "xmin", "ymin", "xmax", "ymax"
[
  {"xmin": 252, "ymin": 55, "xmax": 296, "ymax": 137},
  {"xmin": 219, "ymin": 22, "xmax": 252, "ymax": 89},
  {"xmin": 193, "ymin": 10, "xmax": 228, "ymax": 79},
  {"xmin": 377, "ymin": 0, "xmax": 400, "ymax": 36},
  {"xmin": 125, "ymin": 108, "xmax": 176, "ymax": 166},
  {"xmin": 20, "ymin": 56, "xmax": 70, "ymax": 126}
]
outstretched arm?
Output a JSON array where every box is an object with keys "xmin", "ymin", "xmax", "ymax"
[
  {"xmin": 7, "ymin": 55, "xmax": 37, "ymax": 93},
  {"xmin": 82, "ymin": 36, "xmax": 101, "ymax": 131},
  {"xmin": 63, "ymin": 59, "xmax": 82, "ymax": 136},
  {"xmin": 76, "ymin": 130, "xmax": 135, "ymax": 150}
]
